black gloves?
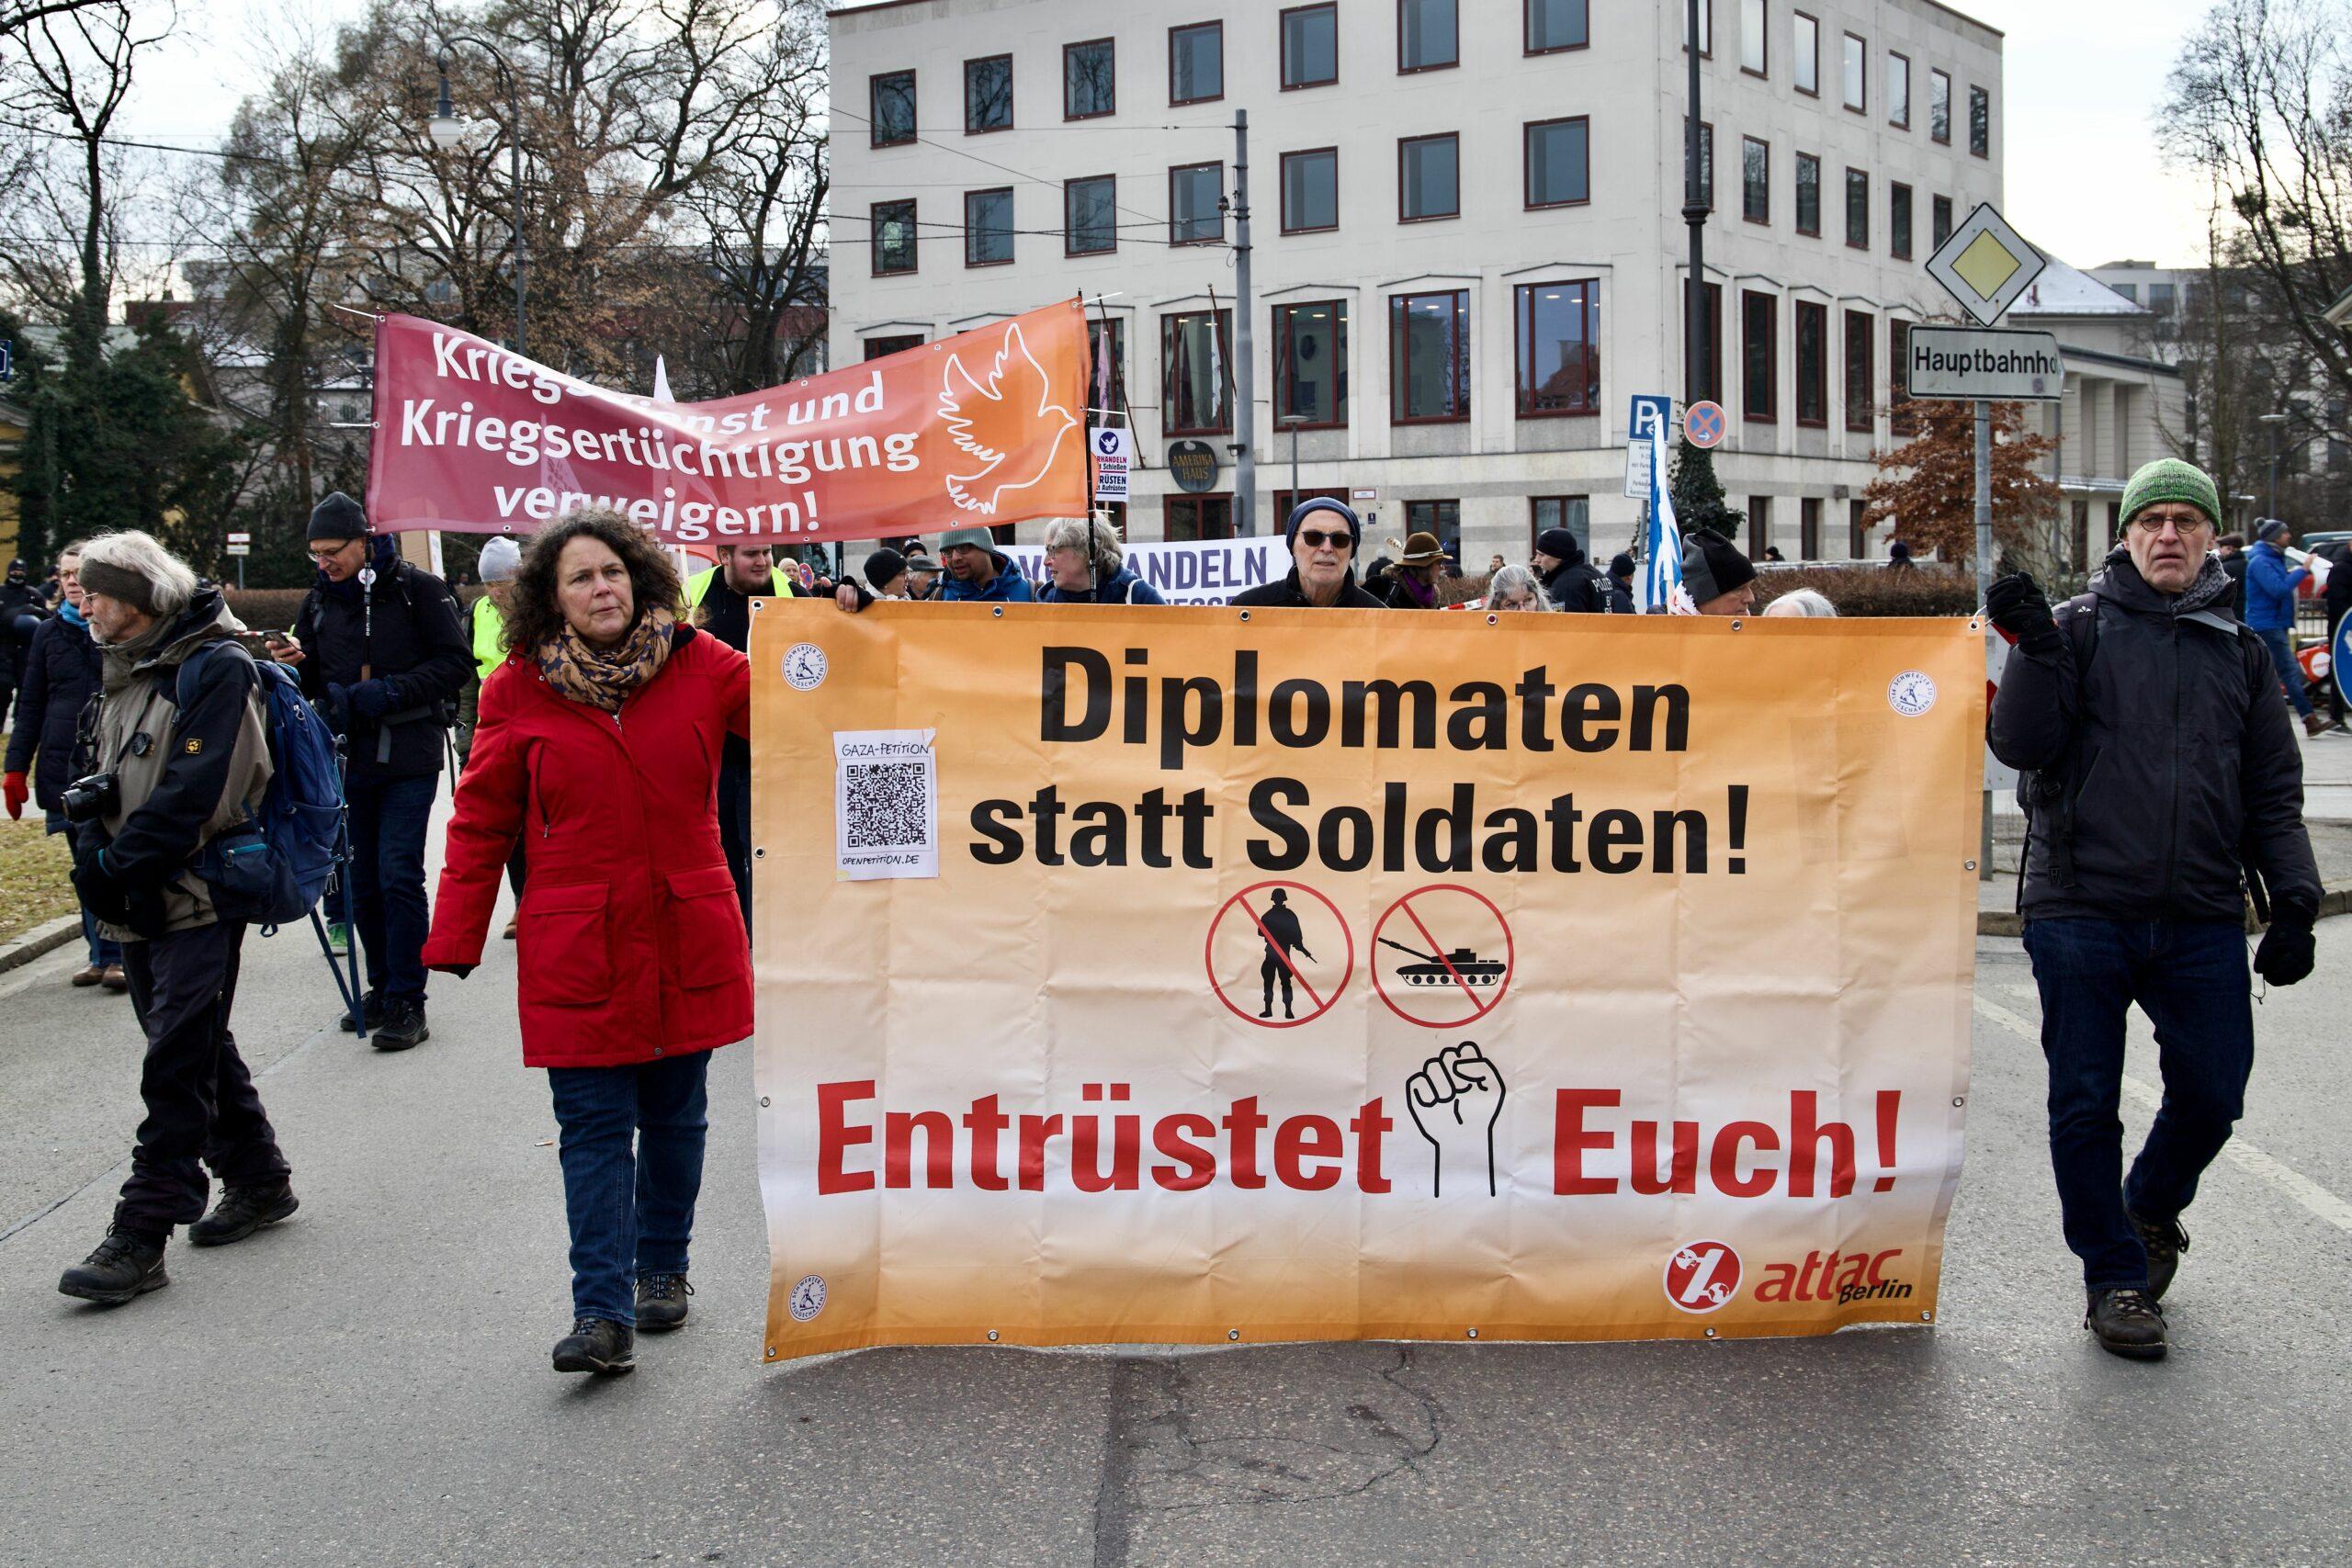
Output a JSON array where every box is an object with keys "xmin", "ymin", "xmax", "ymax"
[
  {"xmin": 1986, "ymin": 572, "xmax": 2062, "ymax": 656},
  {"xmin": 2254, "ymin": 919, "xmax": 2315, "ymax": 987},
  {"xmin": 322, "ymin": 683, "xmax": 354, "ymax": 734},
  {"xmin": 70, "ymin": 852, "xmax": 131, "ymax": 928},
  {"xmin": 347, "ymin": 679, "xmax": 394, "ymax": 720}
]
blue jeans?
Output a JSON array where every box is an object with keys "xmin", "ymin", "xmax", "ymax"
[
  {"xmin": 345, "ymin": 773, "xmax": 437, "ymax": 1004},
  {"xmin": 546, "ymin": 1050, "xmax": 714, "ymax": 1325},
  {"xmin": 47, "ymin": 807, "xmax": 121, "ymax": 967},
  {"xmin": 2022, "ymin": 918, "xmax": 2255, "ymax": 1291},
  {"xmin": 2256, "ymin": 626, "xmax": 2314, "ymax": 718}
]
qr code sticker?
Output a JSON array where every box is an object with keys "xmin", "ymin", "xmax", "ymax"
[{"xmin": 843, "ymin": 762, "xmax": 931, "ymax": 850}]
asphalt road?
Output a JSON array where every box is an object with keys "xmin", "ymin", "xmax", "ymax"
[{"xmin": 4, "ymin": 806, "xmax": 2348, "ymax": 1566}]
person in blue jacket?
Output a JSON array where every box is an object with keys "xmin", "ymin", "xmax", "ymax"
[
  {"xmin": 832, "ymin": 525, "xmax": 1035, "ymax": 611},
  {"xmin": 1035, "ymin": 517, "xmax": 1167, "ymax": 605},
  {"xmin": 2244, "ymin": 518, "xmax": 2324, "ymax": 736}
]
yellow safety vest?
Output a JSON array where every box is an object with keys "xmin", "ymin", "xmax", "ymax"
[
  {"xmin": 469, "ymin": 592, "xmax": 508, "ymax": 679},
  {"xmin": 684, "ymin": 565, "xmax": 796, "ymax": 607}
]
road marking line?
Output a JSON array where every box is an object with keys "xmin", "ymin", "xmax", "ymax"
[{"xmin": 1973, "ymin": 994, "xmax": 2352, "ymax": 1233}]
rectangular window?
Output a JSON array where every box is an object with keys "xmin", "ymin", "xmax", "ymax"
[
  {"xmin": 1531, "ymin": 496, "xmax": 1591, "ymax": 557},
  {"xmin": 1889, "ymin": 319, "xmax": 1916, "ymax": 434},
  {"xmin": 964, "ymin": 187, "xmax": 1012, "ymax": 266},
  {"xmin": 1970, "ymin": 85, "xmax": 1990, "ymax": 156},
  {"xmin": 870, "ymin": 72, "xmax": 916, "ymax": 147},
  {"xmin": 1741, "ymin": 0, "xmax": 1766, "ymax": 75},
  {"xmin": 1064, "ymin": 39, "xmax": 1114, "ymax": 120},
  {"xmin": 1390, "ymin": 289, "xmax": 1470, "ymax": 422},
  {"xmin": 1170, "ymin": 162, "xmax": 1223, "ymax": 245},
  {"xmin": 1162, "ymin": 310, "xmax": 1232, "ymax": 435},
  {"xmin": 1682, "ymin": 118, "xmax": 1716, "ymax": 208},
  {"xmin": 1844, "ymin": 310, "xmax": 1874, "ymax": 433},
  {"xmin": 1803, "ymin": 496, "xmax": 1822, "ymax": 558},
  {"xmin": 1406, "ymin": 499, "xmax": 1462, "ymax": 558},
  {"xmin": 1795, "ymin": 152, "xmax": 1821, "ymax": 235},
  {"xmin": 1281, "ymin": 4, "xmax": 1339, "ymax": 90},
  {"xmin": 1684, "ymin": 279, "xmax": 1724, "ymax": 405},
  {"xmin": 1932, "ymin": 194, "xmax": 1953, "ymax": 248},
  {"xmin": 2150, "ymin": 282, "xmax": 2177, "ymax": 314},
  {"xmin": 1845, "ymin": 167, "xmax": 1869, "ymax": 249},
  {"xmin": 1793, "ymin": 11, "xmax": 1818, "ymax": 94},
  {"xmin": 870, "ymin": 199, "xmax": 917, "ymax": 276},
  {"xmin": 1742, "ymin": 137, "xmax": 1770, "ymax": 223},
  {"xmin": 1683, "ymin": 0, "xmax": 1713, "ymax": 55},
  {"xmin": 1281, "ymin": 148, "xmax": 1339, "ymax": 233},
  {"xmin": 1525, "ymin": 0, "xmax": 1588, "ymax": 52},
  {"xmin": 965, "ymin": 55, "xmax": 1012, "ymax": 133},
  {"xmin": 1849, "ymin": 500, "xmax": 1869, "ymax": 558},
  {"xmin": 1088, "ymin": 318, "xmax": 1125, "ymax": 403},
  {"xmin": 1887, "ymin": 51, "xmax": 1909, "ymax": 128},
  {"xmin": 1400, "ymin": 0, "xmax": 1457, "ymax": 71},
  {"xmin": 1400, "ymin": 133, "xmax": 1461, "ymax": 220},
  {"xmin": 1166, "ymin": 495, "xmax": 1233, "ymax": 541},
  {"xmin": 1170, "ymin": 21, "xmax": 1223, "ymax": 105},
  {"xmin": 1890, "ymin": 181, "xmax": 1913, "ymax": 259},
  {"xmin": 1742, "ymin": 289, "xmax": 1778, "ymax": 423},
  {"xmin": 1515, "ymin": 280, "xmax": 1600, "ymax": 418},
  {"xmin": 1747, "ymin": 498, "xmax": 1770, "ymax": 561},
  {"xmin": 1930, "ymin": 69, "xmax": 1951, "ymax": 142},
  {"xmin": 1841, "ymin": 32, "xmax": 1865, "ymax": 111},
  {"xmin": 1274, "ymin": 300, "xmax": 1349, "ymax": 426},
  {"xmin": 1065, "ymin": 175, "xmax": 1116, "ymax": 255},
  {"xmin": 864, "ymin": 333, "xmax": 923, "ymax": 361},
  {"xmin": 1525, "ymin": 118, "xmax": 1590, "ymax": 209},
  {"xmin": 1795, "ymin": 299, "xmax": 1826, "ymax": 425}
]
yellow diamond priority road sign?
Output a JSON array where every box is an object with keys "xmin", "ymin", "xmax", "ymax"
[{"xmin": 1926, "ymin": 202, "xmax": 2047, "ymax": 327}]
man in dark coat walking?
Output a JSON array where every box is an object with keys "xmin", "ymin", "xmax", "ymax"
[
  {"xmin": 283, "ymin": 493, "xmax": 469, "ymax": 1048},
  {"xmin": 1532, "ymin": 528, "xmax": 1607, "ymax": 612},
  {"xmin": 1988, "ymin": 457, "xmax": 2320, "ymax": 1363}
]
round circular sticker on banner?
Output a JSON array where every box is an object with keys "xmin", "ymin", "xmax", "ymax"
[
  {"xmin": 1888, "ymin": 670, "xmax": 1937, "ymax": 716},
  {"xmin": 788, "ymin": 1274, "xmax": 827, "ymax": 1322},
  {"xmin": 1664, "ymin": 1240, "xmax": 1742, "ymax": 1314},
  {"xmin": 784, "ymin": 642, "xmax": 828, "ymax": 692}
]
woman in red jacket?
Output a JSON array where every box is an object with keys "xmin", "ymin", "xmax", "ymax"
[{"xmin": 422, "ymin": 509, "xmax": 751, "ymax": 1377}]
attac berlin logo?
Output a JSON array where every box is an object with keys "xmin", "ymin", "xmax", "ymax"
[{"xmin": 1664, "ymin": 1240, "xmax": 1743, "ymax": 1314}]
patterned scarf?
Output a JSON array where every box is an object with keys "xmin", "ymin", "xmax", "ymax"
[{"xmin": 537, "ymin": 604, "xmax": 676, "ymax": 713}]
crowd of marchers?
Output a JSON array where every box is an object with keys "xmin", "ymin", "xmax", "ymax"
[{"xmin": 4, "ymin": 454, "xmax": 2336, "ymax": 1374}]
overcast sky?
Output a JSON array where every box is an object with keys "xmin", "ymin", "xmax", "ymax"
[{"xmin": 116, "ymin": 0, "xmax": 2222, "ymax": 271}]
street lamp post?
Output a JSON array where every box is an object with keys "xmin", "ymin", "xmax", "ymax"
[{"xmin": 430, "ymin": 37, "xmax": 526, "ymax": 355}]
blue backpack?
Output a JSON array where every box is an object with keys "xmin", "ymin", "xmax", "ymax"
[{"xmin": 178, "ymin": 640, "xmax": 345, "ymax": 929}]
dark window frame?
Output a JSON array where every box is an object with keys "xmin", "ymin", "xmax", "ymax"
[
  {"xmin": 1929, "ymin": 68, "xmax": 1951, "ymax": 143},
  {"xmin": 864, "ymin": 333, "xmax": 923, "ymax": 362},
  {"xmin": 1514, "ymin": 279, "xmax": 1602, "ymax": 420},
  {"xmin": 1529, "ymin": 496, "xmax": 1592, "ymax": 556},
  {"xmin": 1890, "ymin": 180, "xmax": 1913, "ymax": 260},
  {"xmin": 1740, "ymin": 0, "xmax": 1768, "ymax": 78},
  {"xmin": 1794, "ymin": 299, "xmax": 1827, "ymax": 427},
  {"xmin": 1841, "ymin": 30, "xmax": 1866, "ymax": 114},
  {"xmin": 1063, "ymin": 38, "xmax": 1115, "ymax": 121},
  {"xmin": 1742, "ymin": 135, "xmax": 1770, "ymax": 224},
  {"xmin": 1845, "ymin": 166, "xmax": 1870, "ymax": 251},
  {"xmin": 1969, "ymin": 84, "xmax": 1991, "ymax": 157},
  {"xmin": 1279, "ymin": 147, "xmax": 1340, "ymax": 235},
  {"xmin": 1932, "ymin": 193, "xmax": 1954, "ymax": 248},
  {"xmin": 1390, "ymin": 288, "xmax": 1472, "ymax": 424},
  {"xmin": 1794, "ymin": 150, "xmax": 1821, "ymax": 236},
  {"xmin": 963, "ymin": 53, "xmax": 1013, "ymax": 134},
  {"xmin": 1162, "ymin": 309, "xmax": 1234, "ymax": 436},
  {"xmin": 1064, "ymin": 174, "xmax": 1117, "ymax": 256},
  {"xmin": 1280, "ymin": 2, "xmax": 1340, "ymax": 91},
  {"xmin": 1169, "ymin": 20, "xmax": 1225, "ymax": 106},
  {"xmin": 1686, "ymin": 118, "xmax": 1715, "ymax": 209},
  {"xmin": 1844, "ymin": 309, "xmax": 1874, "ymax": 434},
  {"xmin": 1683, "ymin": 0, "xmax": 1713, "ymax": 58},
  {"xmin": 963, "ymin": 186, "xmax": 1014, "ymax": 267},
  {"xmin": 1273, "ymin": 299, "xmax": 1350, "ymax": 430},
  {"xmin": 1398, "ymin": 132, "xmax": 1463, "ymax": 222},
  {"xmin": 1522, "ymin": 0, "xmax": 1589, "ymax": 55},
  {"xmin": 1524, "ymin": 117, "xmax": 1591, "ymax": 210},
  {"xmin": 1890, "ymin": 318, "xmax": 1917, "ymax": 434},
  {"xmin": 1742, "ymin": 289, "xmax": 1779, "ymax": 423},
  {"xmin": 1164, "ymin": 493, "xmax": 1236, "ymax": 541},
  {"xmin": 1792, "ymin": 10, "xmax": 1819, "ymax": 96},
  {"xmin": 869, "ymin": 198, "xmax": 918, "ymax": 276},
  {"xmin": 1398, "ymin": 0, "xmax": 1460, "ymax": 73},
  {"xmin": 869, "ymin": 71, "xmax": 917, "ymax": 148},
  {"xmin": 1886, "ymin": 50, "xmax": 1910, "ymax": 129},
  {"xmin": 1169, "ymin": 161, "xmax": 1225, "ymax": 246}
]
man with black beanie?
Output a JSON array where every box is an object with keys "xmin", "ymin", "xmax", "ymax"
[
  {"xmin": 1231, "ymin": 499, "xmax": 1385, "ymax": 608},
  {"xmin": 1532, "ymin": 528, "xmax": 1607, "ymax": 612},
  {"xmin": 1606, "ymin": 552, "xmax": 1636, "ymax": 615},
  {"xmin": 1679, "ymin": 530, "xmax": 1759, "ymax": 616},
  {"xmin": 283, "ymin": 492, "xmax": 469, "ymax": 1049}
]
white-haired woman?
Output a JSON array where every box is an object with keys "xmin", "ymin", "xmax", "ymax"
[
  {"xmin": 1037, "ymin": 516, "xmax": 1166, "ymax": 604},
  {"xmin": 1763, "ymin": 587, "xmax": 1838, "ymax": 618},
  {"xmin": 1487, "ymin": 565, "xmax": 1554, "ymax": 612}
]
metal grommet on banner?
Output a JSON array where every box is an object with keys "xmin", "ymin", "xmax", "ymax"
[
  {"xmin": 986, "ymin": 1329, "xmax": 1001, "ymax": 1342},
  {"xmin": 759, "ymin": 1096, "xmax": 771, "ymax": 1108},
  {"xmin": 1920, "ymin": 1310, "xmax": 1933, "ymax": 1322},
  {"xmin": 1963, "ymin": 860, "xmax": 1977, "ymax": 872},
  {"xmin": 1703, "ymin": 1327, "xmax": 1719, "ymax": 1339},
  {"xmin": 1951, "ymin": 1096, "xmax": 1965, "ymax": 1108},
  {"xmin": 993, "ymin": 606, "xmax": 1004, "ymax": 617},
  {"xmin": 766, "ymin": 1346, "xmax": 775, "ymax": 1358},
  {"xmin": 1486, "ymin": 614, "xmax": 1498, "ymax": 626},
  {"xmin": 1465, "ymin": 1327, "xmax": 1479, "ymax": 1339},
  {"xmin": 754, "ymin": 847, "xmax": 766, "ymax": 859},
  {"xmin": 1238, "ymin": 610, "xmax": 1251, "ymax": 622},
  {"xmin": 1730, "ymin": 618, "xmax": 1745, "ymax": 631},
  {"xmin": 1227, "ymin": 1328, "xmax": 1240, "ymax": 1341},
  {"xmin": 752, "ymin": 598, "xmax": 764, "ymax": 614}
]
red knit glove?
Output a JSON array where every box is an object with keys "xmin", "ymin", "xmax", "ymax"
[{"xmin": 3, "ymin": 772, "xmax": 27, "ymax": 820}]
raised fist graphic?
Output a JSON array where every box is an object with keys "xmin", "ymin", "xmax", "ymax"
[{"xmin": 1405, "ymin": 1041, "xmax": 1507, "ymax": 1197}]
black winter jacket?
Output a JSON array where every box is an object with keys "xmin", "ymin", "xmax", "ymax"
[
  {"xmin": 4, "ymin": 609, "xmax": 104, "ymax": 810},
  {"xmin": 1540, "ymin": 558, "xmax": 1609, "ymax": 613},
  {"xmin": 292, "ymin": 539, "xmax": 469, "ymax": 778},
  {"xmin": 1230, "ymin": 567, "xmax": 1386, "ymax": 609},
  {"xmin": 1, "ymin": 580, "xmax": 47, "ymax": 686},
  {"xmin": 1989, "ymin": 549, "xmax": 2321, "ymax": 926}
]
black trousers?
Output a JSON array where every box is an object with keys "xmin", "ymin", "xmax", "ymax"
[
  {"xmin": 718, "ymin": 757, "xmax": 752, "ymax": 934},
  {"xmin": 113, "ymin": 920, "xmax": 290, "ymax": 1240}
]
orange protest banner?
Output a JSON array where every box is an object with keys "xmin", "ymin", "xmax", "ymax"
[
  {"xmin": 749, "ymin": 604, "xmax": 1984, "ymax": 1359},
  {"xmin": 365, "ymin": 299, "xmax": 1091, "ymax": 547}
]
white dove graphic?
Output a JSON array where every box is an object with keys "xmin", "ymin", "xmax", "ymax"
[{"xmin": 939, "ymin": 321, "xmax": 1080, "ymax": 515}]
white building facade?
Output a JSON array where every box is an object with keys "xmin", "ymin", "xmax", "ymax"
[{"xmin": 830, "ymin": 0, "xmax": 2005, "ymax": 568}]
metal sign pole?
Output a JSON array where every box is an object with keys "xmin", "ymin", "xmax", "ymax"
[{"xmin": 1975, "ymin": 396, "xmax": 1995, "ymax": 882}]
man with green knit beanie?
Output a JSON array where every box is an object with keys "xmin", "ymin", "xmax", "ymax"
[{"xmin": 1985, "ymin": 456, "xmax": 2321, "ymax": 1362}]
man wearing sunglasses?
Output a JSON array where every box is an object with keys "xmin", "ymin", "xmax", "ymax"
[
  {"xmin": 1230, "ymin": 499, "xmax": 1385, "ymax": 609},
  {"xmin": 1987, "ymin": 457, "xmax": 2319, "ymax": 1364}
]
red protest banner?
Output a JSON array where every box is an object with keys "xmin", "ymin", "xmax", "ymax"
[{"xmin": 364, "ymin": 299, "xmax": 1090, "ymax": 547}]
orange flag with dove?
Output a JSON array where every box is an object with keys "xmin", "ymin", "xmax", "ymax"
[{"xmin": 365, "ymin": 299, "xmax": 1091, "ymax": 547}]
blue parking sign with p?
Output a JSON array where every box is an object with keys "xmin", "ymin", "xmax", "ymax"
[{"xmin": 1629, "ymin": 394, "xmax": 1675, "ymax": 443}]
